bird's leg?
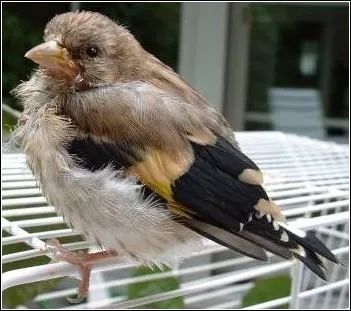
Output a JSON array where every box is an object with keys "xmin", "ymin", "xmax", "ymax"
[{"xmin": 42, "ymin": 238, "xmax": 115, "ymax": 304}]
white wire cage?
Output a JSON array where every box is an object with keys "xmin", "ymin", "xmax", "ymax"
[{"xmin": 2, "ymin": 131, "xmax": 350, "ymax": 309}]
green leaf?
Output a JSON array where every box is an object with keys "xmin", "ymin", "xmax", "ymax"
[
  {"xmin": 2, "ymin": 279, "xmax": 63, "ymax": 309},
  {"xmin": 2, "ymin": 110, "xmax": 17, "ymax": 142},
  {"xmin": 242, "ymin": 275, "xmax": 292, "ymax": 308},
  {"xmin": 127, "ymin": 266, "xmax": 184, "ymax": 309}
]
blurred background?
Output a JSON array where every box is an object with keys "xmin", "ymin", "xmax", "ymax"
[
  {"xmin": 2, "ymin": 2, "xmax": 349, "ymax": 143},
  {"xmin": 2, "ymin": 1, "xmax": 350, "ymax": 309}
]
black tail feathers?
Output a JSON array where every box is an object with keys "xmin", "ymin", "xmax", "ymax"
[
  {"xmin": 241, "ymin": 213, "xmax": 340, "ymax": 281},
  {"xmin": 288, "ymin": 230, "xmax": 339, "ymax": 280}
]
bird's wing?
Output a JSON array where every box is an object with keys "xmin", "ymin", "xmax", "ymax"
[
  {"xmin": 63, "ymin": 82, "xmax": 338, "ymax": 277},
  {"xmin": 64, "ymin": 82, "xmax": 269, "ymax": 218}
]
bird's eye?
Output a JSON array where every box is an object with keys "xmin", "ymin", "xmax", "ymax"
[{"xmin": 86, "ymin": 46, "xmax": 99, "ymax": 58}]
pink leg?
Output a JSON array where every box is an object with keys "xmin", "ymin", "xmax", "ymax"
[{"xmin": 42, "ymin": 239, "xmax": 116, "ymax": 303}]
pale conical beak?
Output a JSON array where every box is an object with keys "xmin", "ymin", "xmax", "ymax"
[{"xmin": 25, "ymin": 40, "xmax": 79, "ymax": 81}]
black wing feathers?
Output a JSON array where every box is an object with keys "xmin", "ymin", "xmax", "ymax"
[
  {"xmin": 202, "ymin": 137, "xmax": 261, "ymax": 177},
  {"xmin": 67, "ymin": 137, "xmax": 140, "ymax": 171},
  {"xmin": 172, "ymin": 137, "xmax": 338, "ymax": 280},
  {"xmin": 172, "ymin": 138, "xmax": 269, "ymax": 230},
  {"xmin": 288, "ymin": 231, "xmax": 338, "ymax": 264}
]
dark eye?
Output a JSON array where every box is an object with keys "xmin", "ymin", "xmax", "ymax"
[{"xmin": 86, "ymin": 46, "xmax": 99, "ymax": 58}]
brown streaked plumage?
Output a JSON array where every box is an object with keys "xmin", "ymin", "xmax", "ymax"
[{"xmin": 12, "ymin": 11, "xmax": 338, "ymax": 302}]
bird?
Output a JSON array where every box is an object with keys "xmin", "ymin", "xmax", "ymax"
[{"xmin": 11, "ymin": 11, "xmax": 338, "ymax": 302}]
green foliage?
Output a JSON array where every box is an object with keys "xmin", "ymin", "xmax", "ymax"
[
  {"xmin": 246, "ymin": 10, "xmax": 278, "ymax": 114},
  {"xmin": 2, "ymin": 8, "xmax": 43, "ymax": 109},
  {"xmin": 245, "ymin": 4, "xmax": 290, "ymax": 130},
  {"xmin": 2, "ymin": 110, "xmax": 17, "ymax": 136},
  {"xmin": 127, "ymin": 266, "xmax": 184, "ymax": 309},
  {"xmin": 2, "ymin": 278, "xmax": 63, "ymax": 309},
  {"xmin": 242, "ymin": 275, "xmax": 292, "ymax": 308}
]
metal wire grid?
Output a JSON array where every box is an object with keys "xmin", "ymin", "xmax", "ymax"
[{"xmin": 2, "ymin": 131, "xmax": 350, "ymax": 309}]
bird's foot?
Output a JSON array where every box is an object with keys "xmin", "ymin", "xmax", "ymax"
[{"xmin": 42, "ymin": 238, "xmax": 114, "ymax": 304}]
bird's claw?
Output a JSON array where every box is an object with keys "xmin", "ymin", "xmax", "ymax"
[
  {"xmin": 40, "ymin": 238, "xmax": 91, "ymax": 304},
  {"xmin": 66, "ymin": 294, "xmax": 87, "ymax": 304}
]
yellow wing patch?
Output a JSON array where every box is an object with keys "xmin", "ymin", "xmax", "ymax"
[{"xmin": 129, "ymin": 148, "xmax": 194, "ymax": 201}]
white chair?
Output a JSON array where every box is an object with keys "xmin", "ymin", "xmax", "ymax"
[{"xmin": 268, "ymin": 88, "xmax": 325, "ymax": 140}]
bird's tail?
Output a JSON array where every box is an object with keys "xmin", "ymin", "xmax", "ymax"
[{"xmin": 238, "ymin": 213, "xmax": 339, "ymax": 280}]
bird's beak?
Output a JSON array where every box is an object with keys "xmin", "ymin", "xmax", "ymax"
[{"xmin": 25, "ymin": 40, "xmax": 80, "ymax": 81}]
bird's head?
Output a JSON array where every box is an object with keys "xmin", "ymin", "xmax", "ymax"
[{"xmin": 25, "ymin": 11, "xmax": 144, "ymax": 89}]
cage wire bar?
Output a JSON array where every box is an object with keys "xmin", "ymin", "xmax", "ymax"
[{"xmin": 1, "ymin": 131, "xmax": 350, "ymax": 309}]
